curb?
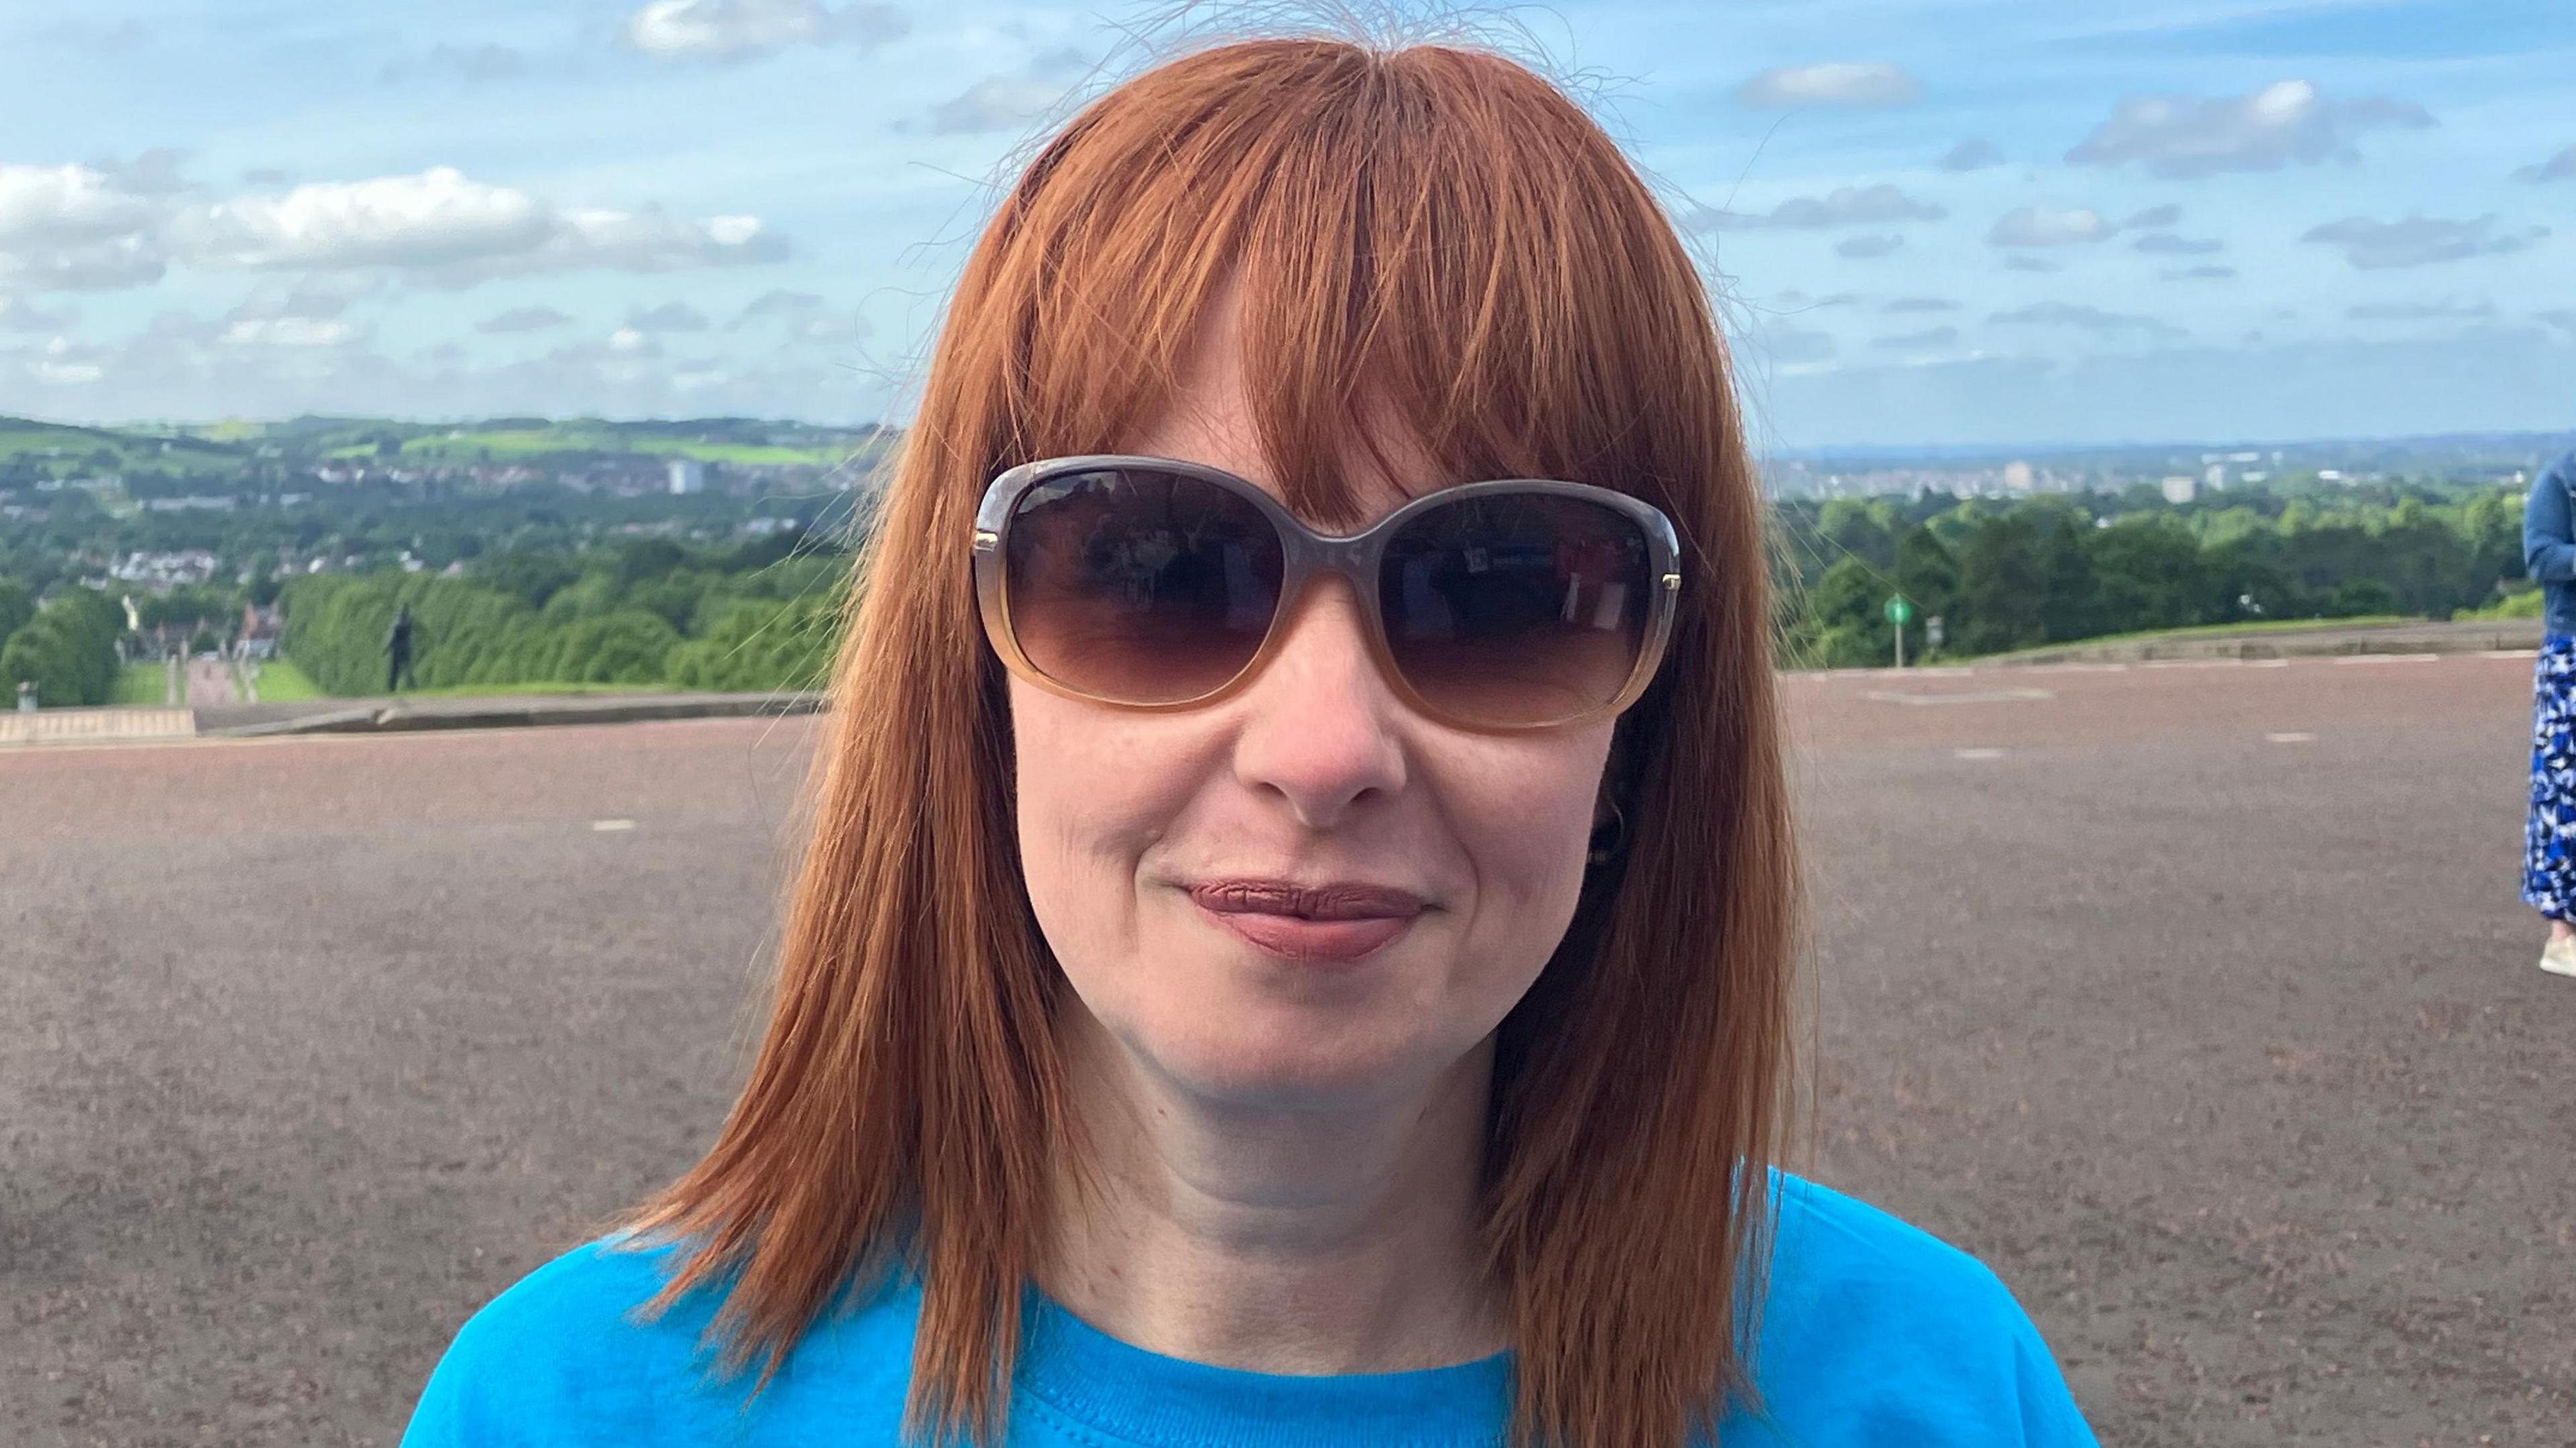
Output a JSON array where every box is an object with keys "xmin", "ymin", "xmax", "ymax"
[
  {"xmin": 1982, "ymin": 622, "xmax": 2544, "ymax": 668},
  {"xmin": 203, "ymin": 693, "xmax": 824, "ymax": 738}
]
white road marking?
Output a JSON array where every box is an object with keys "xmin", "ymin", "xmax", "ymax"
[
  {"xmin": 2266, "ymin": 732, "xmax": 2316, "ymax": 744},
  {"xmin": 1955, "ymin": 747, "xmax": 2005, "ymax": 760},
  {"xmin": 2331, "ymin": 653, "xmax": 2440, "ymax": 665},
  {"xmin": 591, "ymin": 818, "xmax": 637, "ymax": 832},
  {"xmin": 2476, "ymin": 649, "xmax": 2535, "ymax": 660}
]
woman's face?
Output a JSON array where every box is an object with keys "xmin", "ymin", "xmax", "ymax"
[{"xmin": 1009, "ymin": 304, "xmax": 1615, "ymax": 1111}]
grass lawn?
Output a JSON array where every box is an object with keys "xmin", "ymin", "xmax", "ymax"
[
  {"xmin": 111, "ymin": 661, "xmax": 176, "ymax": 706},
  {"xmin": 1976, "ymin": 614, "xmax": 2417, "ymax": 663},
  {"xmin": 241, "ymin": 660, "xmax": 710, "ymax": 702},
  {"xmin": 394, "ymin": 429, "xmax": 851, "ymax": 468},
  {"xmin": 246, "ymin": 658, "xmax": 327, "ymax": 702},
  {"xmin": 390, "ymin": 679, "xmax": 701, "ymax": 699}
]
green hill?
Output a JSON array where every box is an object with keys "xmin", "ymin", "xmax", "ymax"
[{"xmin": 0, "ymin": 414, "xmax": 886, "ymax": 480}]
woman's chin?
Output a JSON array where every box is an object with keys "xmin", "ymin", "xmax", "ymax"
[{"xmin": 1118, "ymin": 1012, "xmax": 1429, "ymax": 1109}]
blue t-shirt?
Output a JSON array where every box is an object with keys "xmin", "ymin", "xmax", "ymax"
[{"xmin": 401, "ymin": 1173, "xmax": 2098, "ymax": 1446}]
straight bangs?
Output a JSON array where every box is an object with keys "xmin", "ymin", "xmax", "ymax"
[
  {"xmin": 605, "ymin": 34, "xmax": 1798, "ymax": 1448},
  {"xmin": 990, "ymin": 40, "xmax": 1728, "ymax": 535}
]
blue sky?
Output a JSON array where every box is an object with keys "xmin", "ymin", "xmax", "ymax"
[{"xmin": 0, "ymin": 0, "xmax": 2569, "ymax": 447}]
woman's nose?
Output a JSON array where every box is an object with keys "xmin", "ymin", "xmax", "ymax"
[{"xmin": 1228, "ymin": 577, "xmax": 1409, "ymax": 832}]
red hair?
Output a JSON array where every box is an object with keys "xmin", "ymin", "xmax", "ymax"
[{"xmin": 608, "ymin": 34, "xmax": 1801, "ymax": 1448}]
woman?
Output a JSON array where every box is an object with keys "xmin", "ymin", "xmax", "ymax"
[
  {"xmin": 2522, "ymin": 446, "xmax": 2576, "ymax": 979},
  {"xmin": 402, "ymin": 36, "xmax": 2098, "ymax": 1447}
]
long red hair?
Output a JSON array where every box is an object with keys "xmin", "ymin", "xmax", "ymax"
[{"xmin": 608, "ymin": 35, "xmax": 1801, "ymax": 1448}]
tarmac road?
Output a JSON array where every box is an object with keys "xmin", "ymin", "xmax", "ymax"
[{"xmin": 3, "ymin": 654, "xmax": 2568, "ymax": 1446}]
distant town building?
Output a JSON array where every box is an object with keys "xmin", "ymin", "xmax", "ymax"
[
  {"xmin": 2003, "ymin": 460, "xmax": 2034, "ymax": 492},
  {"xmin": 238, "ymin": 602, "xmax": 280, "ymax": 661},
  {"xmin": 2204, "ymin": 462, "xmax": 2225, "ymax": 491},
  {"xmin": 2161, "ymin": 476, "xmax": 2197, "ymax": 504},
  {"xmin": 667, "ymin": 459, "xmax": 707, "ymax": 495}
]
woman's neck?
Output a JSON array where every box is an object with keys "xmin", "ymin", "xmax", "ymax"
[{"xmin": 1039, "ymin": 1009, "xmax": 1508, "ymax": 1376}]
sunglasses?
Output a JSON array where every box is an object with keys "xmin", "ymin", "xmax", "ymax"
[{"xmin": 971, "ymin": 455, "xmax": 1682, "ymax": 731}]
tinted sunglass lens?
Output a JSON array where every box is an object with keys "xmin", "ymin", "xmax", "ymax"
[
  {"xmin": 1003, "ymin": 467, "xmax": 1283, "ymax": 704},
  {"xmin": 1379, "ymin": 493, "xmax": 1656, "ymax": 727}
]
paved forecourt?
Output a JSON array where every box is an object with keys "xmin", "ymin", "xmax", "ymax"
[{"xmin": 1, "ymin": 651, "xmax": 2565, "ymax": 1446}]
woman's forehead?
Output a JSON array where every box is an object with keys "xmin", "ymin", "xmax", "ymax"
[{"xmin": 1120, "ymin": 284, "xmax": 1438, "ymax": 526}]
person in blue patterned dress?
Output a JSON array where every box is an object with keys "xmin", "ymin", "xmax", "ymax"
[{"xmin": 2519, "ymin": 445, "xmax": 2576, "ymax": 978}]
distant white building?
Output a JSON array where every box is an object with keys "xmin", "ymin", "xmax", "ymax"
[
  {"xmin": 667, "ymin": 459, "xmax": 707, "ymax": 495},
  {"xmin": 2003, "ymin": 460, "xmax": 2035, "ymax": 492},
  {"xmin": 2161, "ymin": 476, "xmax": 2198, "ymax": 504},
  {"xmin": 2204, "ymin": 462, "xmax": 2225, "ymax": 491}
]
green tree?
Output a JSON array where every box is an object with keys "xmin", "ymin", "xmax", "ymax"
[
  {"xmin": 0, "ymin": 587, "xmax": 121, "ymax": 706},
  {"xmin": 2090, "ymin": 516, "xmax": 2212, "ymax": 631},
  {"xmin": 2037, "ymin": 513, "xmax": 2102, "ymax": 643},
  {"xmin": 0, "ymin": 577, "xmax": 32, "ymax": 645},
  {"xmin": 1815, "ymin": 498, "xmax": 1896, "ymax": 573},
  {"xmin": 471, "ymin": 551, "xmax": 578, "ymax": 610},
  {"xmin": 1952, "ymin": 515, "xmax": 2048, "ymax": 655}
]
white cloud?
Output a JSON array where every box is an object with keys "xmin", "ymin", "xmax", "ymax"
[
  {"xmin": 2162, "ymin": 265, "xmax": 2236, "ymax": 281},
  {"xmin": 178, "ymin": 168, "xmax": 553, "ymax": 269},
  {"xmin": 2125, "ymin": 204, "xmax": 2182, "ymax": 229},
  {"xmin": 1988, "ymin": 206, "xmax": 2115, "ymax": 247},
  {"xmin": 1756, "ymin": 327, "xmax": 1837, "ymax": 364},
  {"xmin": 2538, "ymin": 309, "xmax": 2576, "ymax": 338},
  {"xmin": 2067, "ymin": 80, "xmax": 2433, "ymax": 179},
  {"xmin": 728, "ymin": 286, "xmax": 868, "ymax": 342},
  {"xmin": 930, "ymin": 76, "xmax": 1075, "ymax": 135},
  {"xmin": 2347, "ymin": 300, "xmax": 2491, "ymax": 321},
  {"xmin": 1874, "ymin": 326, "xmax": 1958, "ymax": 351},
  {"xmin": 545, "ymin": 206, "xmax": 786, "ymax": 273},
  {"xmin": 382, "ymin": 43, "xmax": 531, "ymax": 85},
  {"xmin": 2002, "ymin": 256, "xmax": 2061, "ymax": 274},
  {"xmin": 36, "ymin": 359, "xmax": 103, "ymax": 384},
  {"xmin": 734, "ymin": 288, "xmax": 822, "ymax": 323},
  {"xmin": 1735, "ymin": 62, "xmax": 1919, "ymax": 109},
  {"xmin": 1836, "ymin": 233, "xmax": 1903, "ymax": 259},
  {"xmin": 1694, "ymin": 184, "xmax": 1944, "ymax": 231},
  {"xmin": 227, "ymin": 274, "xmax": 381, "ymax": 322},
  {"xmin": 0, "ymin": 163, "xmax": 155, "ymax": 245},
  {"xmin": 1883, "ymin": 297, "xmax": 1957, "ymax": 314},
  {"xmin": 924, "ymin": 46, "xmax": 1090, "ymax": 135},
  {"xmin": 1990, "ymin": 302, "xmax": 2184, "ymax": 337},
  {"xmin": 0, "ymin": 296, "xmax": 76, "ymax": 331},
  {"xmin": 0, "ymin": 234, "xmax": 165, "ymax": 290},
  {"xmin": 223, "ymin": 317, "xmax": 354, "ymax": 347},
  {"xmin": 91, "ymin": 149, "xmax": 193, "ymax": 199},
  {"xmin": 623, "ymin": 0, "xmax": 904, "ymax": 62},
  {"xmin": 168, "ymin": 168, "xmax": 787, "ymax": 279},
  {"xmin": 476, "ymin": 305, "xmax": 573, "ymax": 333},
  {"xmin": 2300, "ymin": 215, "xmax": 2549, "ymax": 269},
  {"xmin": 627, "ymin": 300, "xmax": 710, "ymax": 332},
  {"xmin": 2131, "ymin": 232, "xmax": 2222, "ymax": 256},
  {"xmin": 2515, "ymin": 145, "xmax": 2576, "ymax": 184},
  {"xmin": 1937, "ymin": 140, "xmax": 2002, "ymax": 172}
]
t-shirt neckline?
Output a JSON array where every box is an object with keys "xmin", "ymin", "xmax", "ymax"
[{"xmin": 1014, "ymin": 1288, "xmax": 1514, "ymax": 1448}]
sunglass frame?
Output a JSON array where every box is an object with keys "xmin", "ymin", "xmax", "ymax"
[{"xmin": 971, "ymin": 453, "xmax": 1684, "ymax": 732}]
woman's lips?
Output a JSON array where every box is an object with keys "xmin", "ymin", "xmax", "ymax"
[{"xmin": 1187, "ymin": 879, "xmax": 1425, "ymax": 962}]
